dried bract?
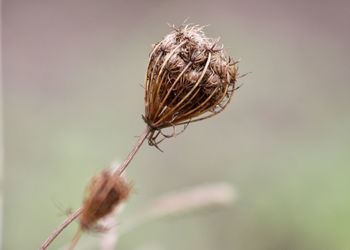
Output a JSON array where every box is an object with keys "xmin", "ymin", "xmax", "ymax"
[
  {"xmin": 80, "ymin": 170, "xmax": 131, "ymax": 231},
  {"xmin": 144, "ymin": 24, "xmax": 238, "ymax": 144}
]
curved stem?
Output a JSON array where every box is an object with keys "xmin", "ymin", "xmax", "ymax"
[{"xmin": 39, "ymin": 126, "xmax": 152, "ymax": 250}]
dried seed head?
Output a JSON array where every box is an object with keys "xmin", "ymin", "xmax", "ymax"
[
  {"xmin": 80, "ymin": 170, "xmax": 131, "ymax": 231},
  {"xmin": 144, "ymin": 24, "xmax": 238, "ymax": 144}
]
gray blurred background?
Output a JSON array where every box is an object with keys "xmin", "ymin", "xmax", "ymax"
[{"xmin": 2, "ymin": 0, "xmax": 350, "ymax": 249}]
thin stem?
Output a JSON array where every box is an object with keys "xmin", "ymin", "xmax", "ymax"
[
  {"xmin": 114, "ymin": 126, "xmax": 152, "ymax": 176},
  {"xmin": 39, "ymin": 126, "xmax": 152, "ymax": 250},
  {"xmin": 40, "ymin": 208, "xmax": 83, "ymax": 250},
  {"xmin": 68, "ymin": 228, "xmax": 82, "ymax": 250}
]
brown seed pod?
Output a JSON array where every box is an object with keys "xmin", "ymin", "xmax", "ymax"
[
  {"xmin": 80, "ymin": 170, "xmax": 131, "ymax": 231},
  {"xmin": 144, "ymin": 24, "xmax": 238, "ymax": 145}
]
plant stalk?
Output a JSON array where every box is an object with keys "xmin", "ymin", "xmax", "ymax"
[{"xmin": 39, "ymin": 126, "xmax": 152, "ymax": 250}]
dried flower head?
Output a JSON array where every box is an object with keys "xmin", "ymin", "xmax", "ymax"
[
  {"xmin": 144, "ymin": 24, "xmax": 238, "ymax": 145},
  {"xmin": 39, "ymin": 23, "xmax": 243, "ymax": 250},
  {"xmin": 80, "ymin": 170, "xmax": 131, "ymax": 231}
]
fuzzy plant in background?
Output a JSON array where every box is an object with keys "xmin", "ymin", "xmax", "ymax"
[{"xmin": 40, "ymin": 23, "xmax": 242, "ymax": 250}]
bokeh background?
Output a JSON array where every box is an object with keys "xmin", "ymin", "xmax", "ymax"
[{"xmin": 2, "ymin": 0, "xmax": 350, "ymax": 249}]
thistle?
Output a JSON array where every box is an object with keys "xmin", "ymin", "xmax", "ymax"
[{"xmin": 40, "ymin": 23, "xmax": 241, "ymax": 250}]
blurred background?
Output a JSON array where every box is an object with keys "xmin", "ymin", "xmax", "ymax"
[{"xmin": 2, "ymin": 0, "xmax": 350, "ymax": 249}]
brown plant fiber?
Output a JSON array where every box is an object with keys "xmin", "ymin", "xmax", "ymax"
[{"xmin": 80, "ymin": 170, "xmax": 131, "ymax": 231}]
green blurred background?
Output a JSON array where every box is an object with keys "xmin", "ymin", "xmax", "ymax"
[{"xmin": 2, "ymin": 0, "xmax": 350, "ymax": 249}]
